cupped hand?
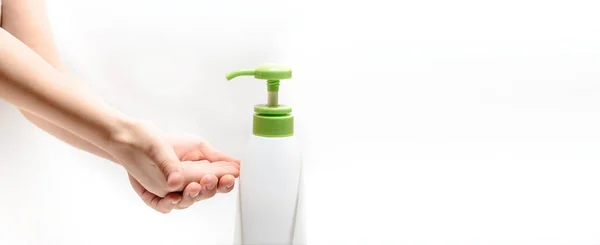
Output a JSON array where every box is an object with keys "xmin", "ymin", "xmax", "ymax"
[
  {"xmin": 164, "ymin": 134, "xmax": 240, "ymax": 210},
  {"xmin": 107, "ymin": 121, "xmax": 240, "ymax": 213},
  {"xmin": 127, "ymin": 160, "xmax": 239, "ymax": 213}
]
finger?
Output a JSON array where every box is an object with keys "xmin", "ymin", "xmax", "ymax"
[
  {"xmin": 217, "ymin": 174, "xmax": 236, "ymax": 193},
  {"xmin": 200, "ymin": 174, "xmax": 218, "ymax": 191},
  {"xmin": 150, "ymin": 138, "xmax": 186, "ymax": 191},
  {"xmin": 201, "ymin": 143, "xmax": 240, "ymax": 164},
  {"xmin": 199, "ymin": 187, "xmax": 217, "ymax": 200},
  {"xmin": 209, "ymin": 162, "xmax": 240, "ymax": 178},
  {"xmin": 216, "ymin": 161, "xmax": 240, "ymax": 170},
  {"xmin": 129, "ymin": 174, "xmax": 180, "ymax": 214},
  {"xmin": 185, "ymin": 161, "xmax": 240, "ymax": 179},
  {"xmin": 198, "ymin": 174, "xmax": 218, "ymax": 200},
  {"xmin": 159, "ymin": 159, "xmax": 185, "ymax": 192},
  {"xmin": 155, "ymin": 192, "xmax": 182, "ymax": 214},
  {"xmin": 175, "ymin": 182, "xmax": 203, "ymax": 209},
  {"xmin": 129, "ymin": 174, "xmax": 161, "ymax": 207}
]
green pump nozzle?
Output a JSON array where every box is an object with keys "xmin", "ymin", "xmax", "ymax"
[
  {"xmin": 225, "ymin": 64, "xmax": 292, "ymax": 107},
  {"xmin": 225, "ymin": 64, "xmax": 294, "ymax": 137}
]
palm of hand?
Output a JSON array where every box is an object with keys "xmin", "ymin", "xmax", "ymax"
[{"xmin": 129, "ymin": 134, "xmax": 240, "ymax": 213}]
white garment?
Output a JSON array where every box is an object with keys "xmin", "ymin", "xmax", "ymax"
[{"xmin": 0, "ymin": 0, "xmax": 299, "ymax": 244}]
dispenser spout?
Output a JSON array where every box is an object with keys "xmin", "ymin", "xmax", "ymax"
[
  {"xmin": 225, "ymin": 64, "xmax": 292, "ymax": 107},
  {"xmin": 225, "ymin": 69, "xmax": 256, "ymax": 80}
]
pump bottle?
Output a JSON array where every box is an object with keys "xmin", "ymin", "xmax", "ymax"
[{"xmin": 226, "ymin": 65, "xmax": 305, "ymax": 245}]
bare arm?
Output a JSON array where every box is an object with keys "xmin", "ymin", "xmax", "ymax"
[
  {"xmin": 1, "ymin": 12, "xmax": 190, "ymax": 195},
  {"xmin": 0, "ymin": 0, "xmax": 221, "ymax": 212},
  {"xmin": 0, "ymin": 25, "xmax": 133, "ymax": 152},
  {"xmin": 1, "ymin": 0, "xmax": 116, "ymax": 161}
]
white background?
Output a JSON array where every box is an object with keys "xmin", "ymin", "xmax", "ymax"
[{"xmin": 1, "ymin": 0, "xmax": 600, "ymax": 244}]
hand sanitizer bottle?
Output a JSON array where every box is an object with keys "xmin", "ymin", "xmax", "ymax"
[{"xmin": 226, "ymin": 65, "xmax": 305, "ymax": 245}]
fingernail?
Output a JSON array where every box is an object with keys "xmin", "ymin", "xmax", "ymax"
[
  {"xmin": 227, "ymin": 184, "xmax": 234, "ymax": 189},
  {"xmin": 171, "ymin": 199, "xmax": 180, "ymax": 204},
  {"xmin": 206, "ymin": 184, "xmax": 216, "ymax": 191},
  {"xmin": 190, "ymin": 191, "xmax": 199, "ymax": 198}
]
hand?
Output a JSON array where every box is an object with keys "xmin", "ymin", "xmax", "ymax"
[
  {"xmin": 127, "ymin": 134, "xmax": 241, "ymax": 212},
  {"xmin": 127, "ymin": 160, "xmax": 239, "ymax": 213},
  {"xmin": 107, "ymin": 121, "xmax": 239, "ymax": 213},
  {"xmin": 165, "ymin": 134, "xmax": 241, "ymax": 209}
]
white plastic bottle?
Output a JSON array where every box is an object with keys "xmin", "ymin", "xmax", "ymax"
[{"xmin": 225, "ymin": 65, "xmax": 305, "ymax": 245}]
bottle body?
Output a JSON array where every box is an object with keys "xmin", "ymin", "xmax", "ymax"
[{"xmin": 234, "ymin": 135, "xmax": 305, "ymax": 245}]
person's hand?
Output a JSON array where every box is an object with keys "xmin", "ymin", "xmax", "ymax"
[
  {"xmin": 165, "ymin": 134, "xmax": 241, "ymax": 209},
  {"xmin": 106, "ymin": 121, "xmax": 239, "ymax": 213},
  {"xmin": 127, "ymin": 160, "xmax": 240, "ymax": 213}
]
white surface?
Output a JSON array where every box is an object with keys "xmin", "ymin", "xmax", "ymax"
[
  {"xmin": 293, "ymin": 1, "xmax": 600, "ymax": 244},
  {"xmin": 0, "ymin": 0, "xmax": 600, "ymax": 244},
  {"xmin": 234, "ymin": 135, "xmax": 304, "ymax": 245}
]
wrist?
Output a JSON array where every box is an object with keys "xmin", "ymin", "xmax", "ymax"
[
  {"xmin": 101, "ymin": 116, "xmax": 162, "ymax": 158},
  {"xmin": 97, "ymin": 112, "xmax": 143, "ymax": 151}
]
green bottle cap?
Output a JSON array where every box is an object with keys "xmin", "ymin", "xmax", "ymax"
[{"xmin": 225, "ymin": 64, "xmax": 294, "ymax": 138}]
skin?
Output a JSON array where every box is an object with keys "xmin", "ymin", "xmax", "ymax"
[{"xmin": 0, "ymin": 0, "xmax": 238, "ymax": 213}]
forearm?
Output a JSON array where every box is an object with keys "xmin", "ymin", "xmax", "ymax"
[
  {"xmin": 1, "ymin": 0, "xmax": 119, "ymax": 162},
  {"xmin": 21, "ymin": 112, "xmax": 118, "ymax": 162},
  {"xmin": 0, "ymin": 28, "xmax": 133, "ymax": 151}
]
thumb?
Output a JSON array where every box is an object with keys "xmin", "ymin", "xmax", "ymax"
[{"xmin": 157, "ymin": 156, "xmax": 185, "ymax": 192}]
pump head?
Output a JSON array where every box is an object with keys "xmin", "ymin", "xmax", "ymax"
[
  {"xmin": 225, "ymin": 64, "xmax": 294, "ymax": 137},
  {"xmin": 225, "ymin": 64, "xmax": 292, "ymax": 106}
]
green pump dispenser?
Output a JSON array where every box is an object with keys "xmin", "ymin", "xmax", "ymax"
[{"xmin": 225, "ymin": 64, "xmax": 294, "ymax": 138}]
